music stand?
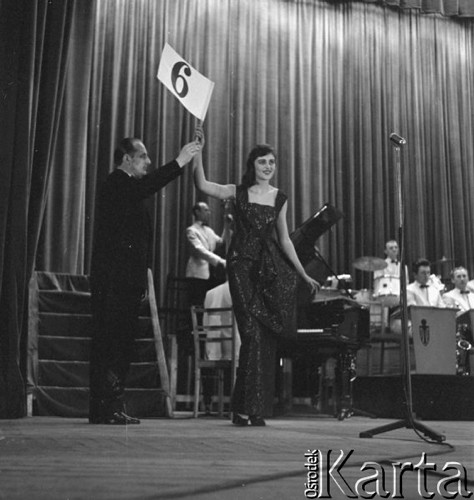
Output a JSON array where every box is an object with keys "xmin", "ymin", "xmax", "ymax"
[{"xmin": 359, "ymin": 134, "xmax": 445, "ymax": 442}]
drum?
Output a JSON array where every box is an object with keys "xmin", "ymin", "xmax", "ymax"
[
  {"xmin": 354, "ymin": 289, "xmax": 374, "ymax": 305},
  {"xmin": 374, "ymin": 275, "xmax": 400, "ymax": 308}
]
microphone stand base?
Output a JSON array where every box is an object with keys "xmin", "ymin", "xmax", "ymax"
[{"xmin": 359, "ymin": 416, "xmax": 445, "ymax": 442}]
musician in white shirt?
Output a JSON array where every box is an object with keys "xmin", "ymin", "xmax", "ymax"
[
  {"xmin": 373, "ymin": 240, "xmax": 401, "ymax": 282},
  {"xmin": 406, "ymin": 258, "xmax": 445, "ymax": 308},
  {"xmin": 443, "ymin": 267, "xmax": 474, "ymax": 312},
  {"xmin": 373, "ymin": 240, "xmax": 409, "ymax": 299},
  {"xmin": 185, "ymin": 202, "xmax": 227, "ymax": 306}
]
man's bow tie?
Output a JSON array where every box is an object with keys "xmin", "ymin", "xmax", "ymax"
[
  {"xmin": 460, "ymin": 290, "xmax": 470, "ymax": 294},
  {"xmin": 390, "ymin": 260, "xmax": 398, "ymax": 264},
  {"xmin": 419, "ymin": 284, "xmax": 429, "ymax": 288}
]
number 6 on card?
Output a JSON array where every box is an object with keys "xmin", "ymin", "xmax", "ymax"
[{"xmin": 157, "ymin": 43, "xmax": 215, "ymax": 121}]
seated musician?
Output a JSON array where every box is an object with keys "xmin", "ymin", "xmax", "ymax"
[
  {"xmin": 373, "ymin": 239, "xmax": 410, "ymax": 292},
  {"xmin": 467, "ymin": 278, "xmax": 474, "ymax": 292},
  {"xmin": 372, "ymin": 240, "xmax": 406, "ymax": 336},
  {"xmin": 373, "ymin": 240, "xmax": 401, "ymax": 284},
  {"xmin": 406, "ymin": 258, "xmax": 446, "ymax": 308},
  {"xmin": 443, "ymin": 266, "xmax": 474, "ymax": 314},
  {"xmin": 443, "ymin": 266, "xmax": 474, "ymax": 375}
]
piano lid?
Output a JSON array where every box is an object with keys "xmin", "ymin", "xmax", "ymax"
[{"xmin": 290, "ymin": 203, "xmax": 344, "ymax": 268}]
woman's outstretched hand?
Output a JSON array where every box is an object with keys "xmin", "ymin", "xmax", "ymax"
[{"xmin": 302, "ymin": 274, "xmax": 321, "ymax": 295}]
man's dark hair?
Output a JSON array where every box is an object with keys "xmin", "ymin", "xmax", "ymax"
[
  {"xmin": 412, "ymin": 258, "xmax": 431, "ymax": 274},
  {"xmin": 114, "ymin": 138, "xmax": 141, "ymax": 167}
]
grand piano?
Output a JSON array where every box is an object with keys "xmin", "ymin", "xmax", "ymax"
[{"xmin": 282, "ymin": 204, "xmax": 370, "ymax": 419}]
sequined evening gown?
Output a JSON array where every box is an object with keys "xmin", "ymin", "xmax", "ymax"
[{"xmin": 227, "ymin": 185, "xmax": 297, "ymax": 417}]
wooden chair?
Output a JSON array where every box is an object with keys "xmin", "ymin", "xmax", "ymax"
[
  {"xmin": 366, "ymin": 303, "xmax": 402, "ymax": 375},
  {"xmin": 190, "ymin": 305, "xmax": 237, "ymax": 418},
  {"xmin": 161, "ymin": 275, "xmax": 193, "ymax": 410}
]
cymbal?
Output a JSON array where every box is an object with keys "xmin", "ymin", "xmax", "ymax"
[
  {"xmin": 353, "ymin": 256, "xmax": 388, "ymax": 272},
  {"xmin": 432, "ymin": 257, "xmax": 454, "ymax": 266}
]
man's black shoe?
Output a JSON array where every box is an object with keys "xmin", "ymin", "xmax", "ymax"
[
  {"xmin": 120, "ymin": 411, "xmax": 140, "ymax": 424},
  {"xmin": 89, "ymin": 411, "xmax": 140, "ymax": 425},
  {"xmin": 232, "ymin": 414, "xmax": 248, "ymax": 426},
  {"xmin": 249, "ymin": 415, "xmax": 266, "ymax": 426}
]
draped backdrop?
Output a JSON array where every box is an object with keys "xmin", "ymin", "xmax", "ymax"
[{"xmin": 1, "ymin": 0, "xmax": 474, "ymax": 417}]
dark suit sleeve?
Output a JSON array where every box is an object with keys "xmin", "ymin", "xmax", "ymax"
[{"xmin": 130, "ymin": 160, "xmax": 183, "ymax": 200}]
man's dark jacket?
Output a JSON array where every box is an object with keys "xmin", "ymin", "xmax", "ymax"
[{"xmin": 91, "ymin": 160, "xmax": 182, "ymax": 290}]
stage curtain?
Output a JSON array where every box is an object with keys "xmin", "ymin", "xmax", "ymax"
[
  {"xmin": 351, "ymin": 0, "xmax": 474, "ymax": 17},
  {"xmin": 0, "ymin": 0, "xmax": 75, "ymax": 417},
  {"xmin": 36, "ymin": 0, "xmax": 474, "ymax": 292}
]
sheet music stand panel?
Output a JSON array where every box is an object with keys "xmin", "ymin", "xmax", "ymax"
[{"xmin": 410, "ymin": 306, "xmax": 457, "ymax": 375}]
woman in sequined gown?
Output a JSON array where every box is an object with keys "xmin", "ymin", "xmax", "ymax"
[{"xmin": 193, "ymin": 131, "xmax": 319, "ymax": 426}]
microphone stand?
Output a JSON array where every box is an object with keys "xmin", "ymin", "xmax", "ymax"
[{"xmin": 359, "ymin": 135, "xmax": 445, "ymax": 442}]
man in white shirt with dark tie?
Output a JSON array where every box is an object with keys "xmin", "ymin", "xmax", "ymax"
[
  {"xmin": 443, "ymin": 267, "xmax": 474, "ymax": 313},
  {"xmin": 185, "ymin": 202, "xmax": 227, "ymax": 306},
  {"xmin": 373, "ymin": 240, "xmax": 410, "ymax": 301},
  {"xmin": 406, "ymin": 258, "xmax": 445, "ymax": 308},
  {"xmin": 374, "ymin": 240, "xmax": 401, "ymax": 282}
]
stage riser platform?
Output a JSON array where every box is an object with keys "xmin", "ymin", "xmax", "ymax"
[
  {"xmin": 30, "ymin": 272, "xmax": 166, "ymax": 418},
  {"xmin": 38, "ymin": 361, "xmax": 159, "ymax": 388},
  {"xmin": 353, "ymin": 375, "xmax": 474, "ymax": 420}
]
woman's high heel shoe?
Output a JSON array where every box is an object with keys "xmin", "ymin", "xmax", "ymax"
[
  {"xmin": 249, "ymin": 415, "xmax": 266, "ymax": 426},
  {"xmin": 232, "ymin": 414, "xmax": 249, "ymax": 426}
]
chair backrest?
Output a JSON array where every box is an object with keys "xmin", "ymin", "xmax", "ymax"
[
  {"xmin": 162, "ymin": 275, "xmax": 193, "ymax": 337},
  {"xmin": 191, "ymin": 305, "xmax": 238, "ymax": 417},
  {"xmin": 190, "ymin": 306, "xmax": 237, "ymax": 373}
]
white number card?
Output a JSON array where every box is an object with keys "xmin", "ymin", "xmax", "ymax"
[{"xmin": 157, "ymin": 43, "xmax": 214, "ymax": 121}]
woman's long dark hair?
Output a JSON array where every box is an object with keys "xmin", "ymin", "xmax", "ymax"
[{"xmin": 241, "ymin": 144, "xmax": 276, "ymax": 188}]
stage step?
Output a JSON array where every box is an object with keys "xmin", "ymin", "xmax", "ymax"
[
  {"xmin": 31, "ymin": 272, "xmax": 166, "ymax": 418},
  {"xmin": 38, "ymin": 360, "xmax": 159, "ymax": 388},
  {"xmin": 38, "ymin": 312, "xmax": 153, "ymax": 338},
  {"xmin": 39, "ymin": 290, "xmax": 92, "ymax": 314},
  {"xmin": 38, "ymin": 335, "xmax": 157, "ymax": 362}
]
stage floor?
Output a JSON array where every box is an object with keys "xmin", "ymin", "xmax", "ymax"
[{"xmin": 0, "ymin": 413, "xmax": 473, "ymax": 499}]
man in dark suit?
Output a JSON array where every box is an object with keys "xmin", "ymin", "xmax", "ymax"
[{"xmin": 89, "ymin": 136, "xmax": 200, "ymax": 424}]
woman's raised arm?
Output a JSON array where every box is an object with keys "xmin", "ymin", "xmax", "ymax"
[{"xmin": 193, "ymin": 126, "xmax": 235, "ymax": 200}]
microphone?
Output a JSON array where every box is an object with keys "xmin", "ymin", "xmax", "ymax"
[{"xmin": 390, "ymin": 133, "xmax": 407, "ymax": 146}]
